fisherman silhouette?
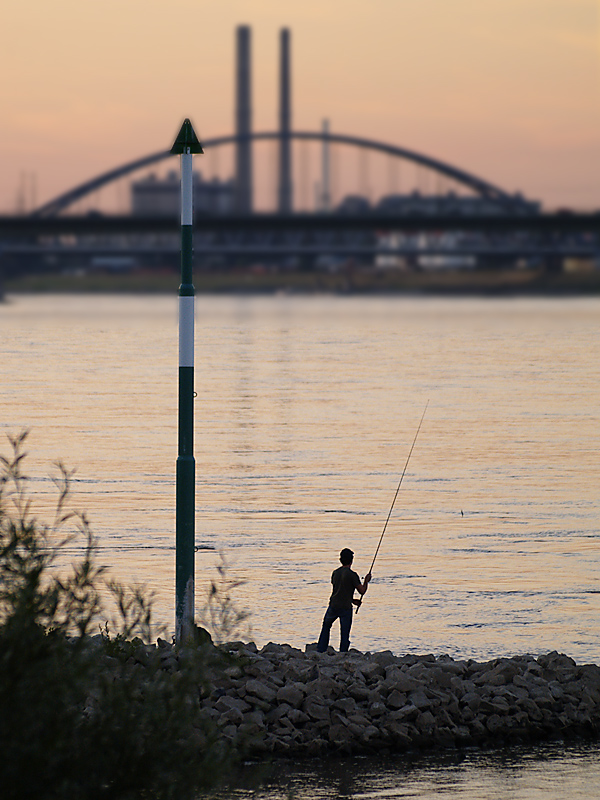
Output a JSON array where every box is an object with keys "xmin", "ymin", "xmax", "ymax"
[{"xmin": 316, "ymin": 549, "xmax": 371, "ymax": 653}]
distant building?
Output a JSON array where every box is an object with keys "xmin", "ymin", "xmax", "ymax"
[
  {"xmin": 375, "ymin": 191, "xmax": 540, "ymax": 216},
  {"xmin": 131, "ymin": 171, "xmax": 235, "ymax": 216},
  {"xmin": 336, "ymin": 195, "xmax": 372, "ymax": 215},
  {"xmin": 373, "ymin": 192, "xmax": 540, "ymax": 271}
]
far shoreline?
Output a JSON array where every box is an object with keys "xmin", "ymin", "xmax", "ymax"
[{"xmin": 2, "ymin": 266, "xmax": 600, "ymax": 297}]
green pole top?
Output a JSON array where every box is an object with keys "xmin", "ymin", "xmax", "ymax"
[{"xmin": 170, "ymin": 118, "xmax": 204, "ymax": 155}]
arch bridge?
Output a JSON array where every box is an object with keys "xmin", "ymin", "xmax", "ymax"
[{"xmin": 32, "ymin": 130, "xmax": 519, "ymax": 219}]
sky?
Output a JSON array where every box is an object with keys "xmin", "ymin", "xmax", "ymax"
[{"xmin": 1, "ymin": 0, "xmax": 599, "ymax": 212}]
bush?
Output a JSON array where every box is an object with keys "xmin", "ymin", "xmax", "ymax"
[{"xmin": 0, "ymin": 432, "xmax": 240, "ymax": 800}]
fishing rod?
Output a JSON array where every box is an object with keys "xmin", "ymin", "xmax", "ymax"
[{"xmin": 357, "ymin": 400, "xmax": 429, "ymax": 612}]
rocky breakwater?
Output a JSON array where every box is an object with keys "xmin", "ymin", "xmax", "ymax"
[{"xmin": 196, "ymin": 643, "xmax": 600, "ymax": 756}]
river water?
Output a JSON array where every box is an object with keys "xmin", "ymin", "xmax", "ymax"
[
  {"xmin": 1, "ymin": 293, "xmax": 599, "ymax": 797},
  {"xmin": 217, "ymin": 741, "xmax": 600, "ymax": 799}
]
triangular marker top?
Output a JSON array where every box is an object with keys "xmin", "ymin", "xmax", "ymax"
[{"xmin": 170, "ymin": 118, "xmax": 204, "ymax": 155}]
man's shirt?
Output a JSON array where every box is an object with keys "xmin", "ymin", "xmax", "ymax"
[{"xmin": 329, "ymin": 565, "xmax": 361, "ymax": 610}]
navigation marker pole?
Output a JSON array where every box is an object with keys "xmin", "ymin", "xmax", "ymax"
[{"xmin": 170, "ymin": 119, "xmax": 204, "ymax": 643}]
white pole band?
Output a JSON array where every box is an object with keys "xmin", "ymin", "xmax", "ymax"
[
  {"xmin": 179, "ymin": 296, "xmax": 195, "ymax": 367},
  {"xmin": 181, "ymin": 151, "xmax": 193, "ymax": 226}
]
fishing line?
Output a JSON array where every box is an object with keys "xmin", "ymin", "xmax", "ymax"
[{"xmin": 357, "ymin": 400, "xmax": 429, "ymax": 612}]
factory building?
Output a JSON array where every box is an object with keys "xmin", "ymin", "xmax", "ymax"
[
  {"xmin": 131, "ymin": 171, "xmax": 235, "ymax": 216},
  {"xmin": 375, "ymin": 191, "xmax": 539, "ymax": 216}
]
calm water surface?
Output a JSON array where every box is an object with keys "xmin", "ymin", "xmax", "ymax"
[
  {"xmin": 216, "ymin": 741, "xmax": 600, "ymax": 799},
  {"xmin": 1, "ymin": 294, "xmax": 598, "ymax": 660},
  {"xmin": 2, "ymin": 293, "xmax": 599, "ymax": 799}
]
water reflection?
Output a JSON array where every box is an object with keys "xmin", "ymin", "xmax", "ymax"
[{"xmin": 216, "ymin": 741, "xmax": 600, "ymax": 799}]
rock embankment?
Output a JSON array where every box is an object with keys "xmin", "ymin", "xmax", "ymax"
[{"xmin": 188, "ymin": 642, "xmax": 600, "ymax": 756}]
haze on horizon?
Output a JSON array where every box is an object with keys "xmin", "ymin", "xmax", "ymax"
[{"xmin": 1, "ymin": 0, "xmax": 598, "ymax": 213}]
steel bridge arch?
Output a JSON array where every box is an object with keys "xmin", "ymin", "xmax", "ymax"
[{"xmin": 32, "ymin": 130, "xmax": 515, "ymax": 218}]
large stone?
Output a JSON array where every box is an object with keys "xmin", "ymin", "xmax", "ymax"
[
  {"xmin": 443, "ymin": 694, "xmax": 459, "ymax": 713},
  {"xmin": 579, "ymin": 664, "xmax": 600, "ymax": 687},
  {"xmin": 461, "ymin": 691, "xmax": 481, "ymax": 711},
  {"xmin": 426, "ymin": 668, "xmax": 453, "ymax": 690},
  {"xmin": 386, "ymin": 720, "xmax": 414, "ymax": 746},
  {"xmin": 332, "ymin": 697, "xmax": 358, "ymax": 715},
  {"xmin": 452, "ymin": 724, "xmax": 471, "ymax": 743},
  {"xmin": 538, "ymin": 651, "xmax": 576, "ymax": 671},
  {"xmin": 244, "ymin": 709, "xmax": 265, "ymax": 727},
  {"xmin": 517, "ymin": 698, "xmax": 543, "ymax": 722},
  {"xmin": 286, "ymin": 708, "xmax": 309, "ymax": 725},
  {"xmin": 474, "ymin": 668, "xmax": 507, "ymax": 687},
  {"xmin": 260, "ymin": 642, "xmax": 287, "ymax": 656},
  {"xmin": 529, "ymin": 687, "xmax": 554, "ymax": 709},
  {"xmin": 386, "ymin": 689, "xmax": 406, "ymax": 710},
  {"xmin": 347, "ymin": 682, "xmax": 371, "ymax": 702},
  {"xmin": 450, "ymin": 677, "xmax": 466, "ymax": 697},
  {"xmin": 283, "ymin": 662, "xmax": 317, "ymax": 682},
  {"xmin": 305, "ymin": 737, "xmax": 328, "ymax": 755},
  {"xmin": 437, "ymin": 658, "xmax": 468, "ymax": 676},
  {"xmin": 220, "ymin": 724, "xmax": 238, "ymax": 741},
  {"xmin": 239, "ymin": 720, "xmax": 263, "ymax": 738},
  {"xmin": 361, "ymin": 724, "xmax": 382, "ymax": 743},
  {"xmin": 307, "ymin": 676, "xmax": 339, "ymax": 699},
  {"xmin": 328, "ymin": 723, "xmax": 353, "ymax": 746},
  {"xmin": 265, "ymin": 703, "xmax": 291, "ymax": 723},
  {"xmin": 409, "ymin": 690, "xmax": 432, "ymax": 710},
  {"xmin": 526, "ymin": 662, "xmax": 544, "ymax": 678},
  {"xmin": 416, "ymin": 710, "xmax": 436, "ymax": 735},
  {"xmin": 480, "ymin": 696, "xmax": 510, "ymax": 715},
  {"xmin": 220, "ymin": 707, "xmax": 244, "ymax": 725},
  {"xmin": 368, "ymin": 701, "xmax": 387, "ymax": 718},
  {"xmin": 358, "ymin": 662, "xmax": 385, "ymax": 682},
  {"xmin": 303, "ymin": 696, "xmax": 331, "ymax": 722},
  {"xmin": 245, "ymin": 658, "xmax": 275, "ymax": 676},
  {"xmin": 467, "ymin": 717, "xmax": 486, "ymax": 736},
  {"xmin": 214, "ymin": 695, "xmax": 251, "ymax": 714},
  {"xmin": 548, "ymin": 681, "xmax": 564, "ymax": 700},
  {"xmin": 433, "ymin": 707, "xmax": 455, "ymax": 729},
  {"xmin": 408, "ymin": 661, "xmax": 435, "ymax": 679},
  {"xmin": 374, "ymin": 651, "xmax": 399, "ymax": 667},
  {"xmin": 245, "ymin": 679, "xmax": 277, "ymax": 703},
  {"xmin": 276, "ymin": 684, "xmax": 304, "ymax": 708},
  {"xmin": 276, "ymin": 716, "xmax": 296, "ymax": 733},
  {"xmin": 348, "ymin": 713, "xmax": 371, "ymax": 726},
  {"xmin": 392, "ymin": 703, "xmax": 419, "ymax": 722},
  {"xmin": 486, "ymin": 714, "xmax": 506, "ymax": 734},
  {"xmin": 385, "ymin": 671, "xmax": 421, "ymax": 693},
  {"xmin": 317, "ymin": 665, "xmax": 340, "ymax": 680}
]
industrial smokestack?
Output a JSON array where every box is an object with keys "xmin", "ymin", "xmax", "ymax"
[
  {"xmin": 235, "ymin": 25, "xmax": 253, "ymax": 213},
  {"xmin": 277, "ymin": 27, "xmax": 293, "ymax": 214},
  {"xmin": 321, "ymin": 118, "xmax": 331, "ymax": 212}
]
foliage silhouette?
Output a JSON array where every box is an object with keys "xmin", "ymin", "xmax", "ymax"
[{"xmin": 0, "ymin": 432, "xmax": 244, "ymax": 800}]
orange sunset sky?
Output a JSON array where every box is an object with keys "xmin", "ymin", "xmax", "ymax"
[{"xmin": 1, "ymin": 0, "xmax": 599, "ymax": 212}]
